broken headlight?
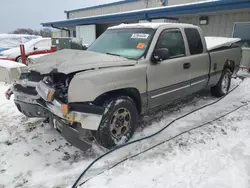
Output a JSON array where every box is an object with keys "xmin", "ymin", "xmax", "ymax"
[{"xmin": 36, "ymin": 81, "xmax": 55, "ymax": 102}]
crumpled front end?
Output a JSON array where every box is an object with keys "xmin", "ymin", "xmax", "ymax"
[{"xmin": 11, "ymin": 71, "xmax": 104, "ymax": 150}]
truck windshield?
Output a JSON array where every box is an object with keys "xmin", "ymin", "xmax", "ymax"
[{"xmin": 87, "ymin": 28, "xmax": 155, "ymax": 59}]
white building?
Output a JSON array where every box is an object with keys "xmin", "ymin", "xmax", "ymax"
[{"xmin": 42, "ymin": 0, "xmax": 250, "ymax": 47}]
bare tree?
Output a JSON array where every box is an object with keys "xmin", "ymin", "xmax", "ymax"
[
  {"xmin": 11, "ymin": 28, "xmax": 39, "ymax": 35},
  {"xmin": 10, "ymin": 28, "xmax": 52, "ymax": 37},
  {"xmin": 39, "ymin": 28, "xmax": 52, "ymax": 37}
]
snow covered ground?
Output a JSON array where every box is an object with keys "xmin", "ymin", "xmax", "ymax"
[{"xmin": 1, "ymin": 75, "xmax": 250, "ymax": 188}]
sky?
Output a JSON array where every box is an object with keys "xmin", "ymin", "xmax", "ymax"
[{"xmin": 0, "ymin": 0, "xmax": 118, "ymax": 33}]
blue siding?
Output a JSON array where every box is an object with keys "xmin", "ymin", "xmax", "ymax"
[{"xmin": 42, "ymin": 0, "xmax": 250, "ymax": 27}]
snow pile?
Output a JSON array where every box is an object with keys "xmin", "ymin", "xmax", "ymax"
[{"xmin": 0, "ymin": 75, "xmax": 250, "ymax": 188}]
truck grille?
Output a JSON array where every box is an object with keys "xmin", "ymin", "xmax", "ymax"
[
  {"xmin": 20, "ymin": 71, "xmax": 44, "ymax": 82},
  {"xmin": 14, "ymin": 84, "xmax": 38, "ymax": 96}
]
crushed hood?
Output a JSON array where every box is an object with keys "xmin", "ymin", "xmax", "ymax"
[{"xmin": 28, "ymin": 49, "xmax": 137, "ymax": 74}]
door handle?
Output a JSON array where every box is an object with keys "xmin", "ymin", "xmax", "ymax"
[{"xmin": 183, "ymin": 63, "xmax": 191, "ymax": 69}]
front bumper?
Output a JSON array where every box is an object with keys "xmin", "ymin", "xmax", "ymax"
[
  {"xmin": 52, "ymin": 117, "xmax": 94, "ymax": 151},
  {"xmin": 14, "ymin": 98, "xmax": 98, "ymax": 151},
  {"xmin": 14, "ymin": 93, "xmax": 103, "ymax": 131}
]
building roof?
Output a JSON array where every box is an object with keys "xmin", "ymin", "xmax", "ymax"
[
  {"xmin": 109, "ymin": 22, "xmax": 198, "ymax": 29},
  {"xmin": 64, "ymin": 0, "xmax": 138, "ymax": 13},
  {"xmin": 42, "ymin": 0, "xmax": 250, "ymax": 28}
]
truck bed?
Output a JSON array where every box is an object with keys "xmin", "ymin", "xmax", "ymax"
[{"xmin": 205, "ymin": 37, "xmax": 241, "ymax": 51}]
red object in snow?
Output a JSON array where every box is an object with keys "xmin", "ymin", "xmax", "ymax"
[
  {"xmin": 5, "ymin": 88, "xmax": 13, "ymax": 100},
  {"xmin": 20, "ymin": 44, "xmax": 26, "ymax": 65},
  {"xmin": 51, "ymin": 46, "xmax": 57, "ymax": 52}
]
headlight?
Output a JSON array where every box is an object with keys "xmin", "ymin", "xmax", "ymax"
[
  {"xmin": 0, "ymin": 53, "xmax": 9, "ymax": 57},
  {"xmin": 36, "ymin": 81, "xmax": 55, "ymax": 102}
]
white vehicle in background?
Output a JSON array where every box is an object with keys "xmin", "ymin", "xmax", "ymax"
[
  {"xmin": 26, "ymin": 54, "xmax": 48, "ymax": 65},
  {"xmin": 0, "ymin": 60, "xmax": 26, "ymax": 84},
  {"xmin": 0, "ymin": 34, "xmax": 41, "ymax": 53},
  {"xmin": 0, "ymin": 38, "xmax": 53, "ymax": 62},
  {"xmin": 0, "ymin": 60, "xmax": 27, "ymax": 102}
]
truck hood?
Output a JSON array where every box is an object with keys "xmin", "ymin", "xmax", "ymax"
[{"xmin": 28, "ymin": 49, "xmax": 137, "ymax": 74}]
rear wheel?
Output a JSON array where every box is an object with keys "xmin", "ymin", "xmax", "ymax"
[
  {"xmin": 211, "ymin": 68, "xmax": 231, "ymax": 97},
  {"xmin": 16, "ymin": 56, "xmax": 22, "ymax": 63},
  {"xmin": 94, "ymin": 96, "xmax": 138, "ymax": 149}
]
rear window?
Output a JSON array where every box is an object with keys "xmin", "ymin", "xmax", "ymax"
[{"xmin": 184, "ymin": 28, "xmax": 203, "ymax": 55}]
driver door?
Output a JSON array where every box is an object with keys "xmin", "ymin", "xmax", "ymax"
[
  {"xmin": 31, "ymin": 39, "xmax": 51, "ymax": 55},
  {"xmin": 147, "ymin": 29, "xmax": 191, "ymax": 109}
]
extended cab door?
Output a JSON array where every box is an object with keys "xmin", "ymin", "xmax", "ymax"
[
  {"xmin": 184, "ymin": 28, "xmax": 210, "ymax": 92},
  {"xmin": 147, "ymin": 28, "xmax": 192, "ymax": 109}
]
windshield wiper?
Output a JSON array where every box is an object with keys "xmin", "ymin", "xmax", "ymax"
[
  {"xmin": 106, "ymin": 52, "xmax": 136, "ymax": 60},
  {"xmin": 106, "ymin": 52, "xmax": 121, "ymax": 57}
]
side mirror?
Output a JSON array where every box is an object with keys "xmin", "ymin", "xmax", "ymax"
[
  {"xmin": 33, "ymin": 46, "xmax": 38, "ymax": 50},
  {"xmin": 152, "ymin": 48, "xmax": 170, "ymax": 64}
]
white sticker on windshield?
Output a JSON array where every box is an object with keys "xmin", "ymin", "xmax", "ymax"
[{"xmin": 131, "ymin": 33, "xmax": 149, "ymax": 39}]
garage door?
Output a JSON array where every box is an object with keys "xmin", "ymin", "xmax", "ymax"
[
  {"xmin": 76, "ymin": 25, "xmax": 96, "ymax": 46},
  {"xmin": 233, "ymin": 22, "xmax": 250, "ymax": 47}
]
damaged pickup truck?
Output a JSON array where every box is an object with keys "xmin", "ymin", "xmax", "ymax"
[{"xmin": 8, "ymin": 23, "xmax": 242, "ymax": 150}]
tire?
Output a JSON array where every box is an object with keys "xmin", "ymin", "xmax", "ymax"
[
  {"xmin": 16, "ymin": 56, "xmax": 22, "ymax": 63},
  {"xmin": 211, "ymin": 68, "xmax": 231, "ymax": 97},
  {"xmin": 94, "ymin": 96, "xmax": 138, "ymax": 149}
]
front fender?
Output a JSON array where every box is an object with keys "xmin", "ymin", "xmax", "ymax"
[{"xmin": 68, "ymin": 64, "xmax": 147, "ymax": 103}]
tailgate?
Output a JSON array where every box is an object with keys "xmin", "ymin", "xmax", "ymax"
[{"xmin": 209, "ymin": 47, "xmax": 242, "ymax": 74}]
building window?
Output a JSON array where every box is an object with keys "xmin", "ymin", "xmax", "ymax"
[
  {"xmin": 184, "ymin": 28, "xmax": 203, "ymax": 55},
  {"xmin": 157, "ymin": 0, "xmax": 165, "ymax": 6},
  {"xmin": 233, "ymin": 22, "xmax": 250, "ymax": 47},
  {"xmin": 73, "ymin": 31, "xmax": 76, "ymax": 38}
]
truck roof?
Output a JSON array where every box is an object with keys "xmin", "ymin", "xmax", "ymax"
[{"xmin": 109, "ymin": 22, "xmax": 198, "ymax": 30}]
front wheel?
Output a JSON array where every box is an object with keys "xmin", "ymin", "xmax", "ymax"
[
  {"xmin": 211, "ymin": 68, "xmax": 231, "ymax": 97},
  {"xmin": 94, "ymin": 96, "xmax": 138, "ymax": 149}
]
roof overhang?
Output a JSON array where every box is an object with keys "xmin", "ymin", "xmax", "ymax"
[{"xmin": 42, "ymin": 0, "xmax": 250, "ymax": 28}]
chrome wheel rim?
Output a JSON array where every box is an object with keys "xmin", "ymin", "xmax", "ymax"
[
  {"xmin": 110, "ymin": 108, "xmax": 131, "ymax": 139},
  {"xmin": 221, "ymin": 74, "xmax": 229, "ymax": 94}
]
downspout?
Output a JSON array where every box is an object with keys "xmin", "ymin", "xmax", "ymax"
[
  {"xmin": 51, "ymin": 24, "xmax": 71, "ymax": 37},
  {"xmin": 144, "ymin": 13, "xmax": 151, "ymax": 22},
  {"xmin": 164, "ymin": 0, "xmax": 168, "ymax": 6}
]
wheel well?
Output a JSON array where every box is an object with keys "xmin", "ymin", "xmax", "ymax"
[
  {"xmin": 16, "ymin": 55, "xmax": 28, "ymax": 62},
  {"xmin": 94, "ymin": 88, "xmax": 142, "ymax": 114},
  {"xmin": 16, "ymin": 56, "xmax": 21, "ymax": 62},
  {"xmin": 224, "ymin": 60, "xmax": 235, "ymax": 73}
]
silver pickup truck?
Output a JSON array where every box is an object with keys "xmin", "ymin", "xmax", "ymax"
[{"xmin": 10, "ymin": 23, "xmax": 242, "ymax": 150}]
